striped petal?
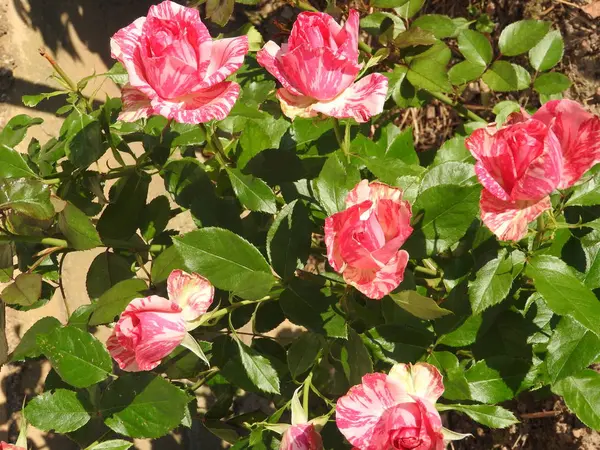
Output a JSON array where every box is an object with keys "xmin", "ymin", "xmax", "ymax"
[
  {"xmin": 110, "ymin": 17, "xmax": 145, "ymax": 62},
  {"xmin": 257, "ymin": 41, "xmax": 304, "ymax": 96},
  {"xmin": 147, "ymin": 0, "xmax": 202, "ymax": 24},
  {"xmin": 280, "ymin": 423, "xmax": 324, "ymax": 450},
  {"xmin": 107, "ymin": 331, "xmax": 139, "ymax": 372},
  {"xmin": 167, "ymin": 269, "xmax": 214, "ymax": 322},
  {"xmin": 480, "ymin": 190, "xmax": 551, "ymax": 242},
  {"xmin": 151, "ymin": 81, "xmax": 240, "ymax": 124},
  {"xmin": 199, "ymin": 36, "xmax": 249, "ymax": 89},
  {"xmin": 388, "ymin": 363, "xmax": 445, "ymax": 404},
  {"xmin": 118, "ymin": 84, "xmax": 153, "ymax": 122}
]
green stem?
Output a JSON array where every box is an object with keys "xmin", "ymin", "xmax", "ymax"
[
  {"xmin": 359, "ymin": 41, "xmax": 373, "ymax": 55},
  {"xmin": 204, "ymin": 296, "xmax": 275, "ymax": 323},
  {"xmin": 294, "ymin": 0, "xmax": 318, "ymax": 11},
  {"xmin": 427, "ymin": 91, "xmax": 486, "ymax": 123},
  {"xmin": 189, "ymin": 367, "xmax": 220, "ymax": 391},
  {"xmin": 201, "ymin": 124, "xmax": 229, "ymax": 165},
  {"xmin": 413, "ymin": 265, "xmax": 437, "ymax": 277},
  {"xmin": 533, "ymin": 214, "xmax": 546, "ymax": 250},
  {"xmin": 333, "ymin": 119, "xmax": 351, "ymax": 162},
  {"xmin": 303, "ymin": 371, "xmax": 313, "ymax": 415},
  {"xmin": 43, "ymin": 162, "xmax": 152, "ymax": 185},
  {"xmin": 40, "ymin": 48, "xmax": 77, "ymax": 92},
  {"xmin": 0, "ymin": 234, "xmax": 165, "ymax": 253}
]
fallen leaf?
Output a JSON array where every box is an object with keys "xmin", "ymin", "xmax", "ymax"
[{"xmin": 583, "ymin": 0, "xmax": 600, "ymax": 18}]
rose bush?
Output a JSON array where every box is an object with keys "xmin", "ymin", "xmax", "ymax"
[{"xmin": 2, "ymin": 1, "xmax": 600, "ymax": 449}]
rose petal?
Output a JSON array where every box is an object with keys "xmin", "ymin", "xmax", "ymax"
[
  {"xmin": 346, "ymin": 180, "xmax": 404, "ymax": 207},
  {"xmin": 336, "ymin": 373, "xmax": 410, "ymax": 449},
  {"xmin": 110, "ymin": 16, "xmax": 145, "ymax": 62},
  {"xmin": 276, "ymin": 88, "xmax": 318, "ymax": 120},
  {"xmin": 147, "ymin": 0, "xmax": 202, "ymax": 23},
  {"xmin": 480, "ymin": 190, "xmax": 551, "ymax": 241},
  {"xmin": 151, "ymin": 81, "xmax": 240, "ymax": 124},
  {"xmin": 375, "ymin": 198, "xmax": 413, "ymax": 245},
  {"xmin": 198, "ymin": 36, "xmax": 249, "ymax": 89},
  {"xmin": 0, "ymin": 444, "xmax": 26, "ymax": 450},
  {"xmin": 388, "ymin": 363, "xmax": 445, "ymax": 404},
  {"xmin": 118, "ymin": 84, "xmax": 153, "ymax": 122},
  {"xmin": 107, "ymin": 331, "xmax": 140, "ymax": 372},
  {"xmin": 280, "ymin": 423, "xmax": 324, "ymax": 450},
  {"xmin": 412, "ymin": 397, "xmax": 445, "ymax": 450},
  {"xmin": 288, "ymin": 12, "xmax": 343, "ymax": 52},
  {"xmin": 257, "ymin": 42, "xmax": 304, "ymax": 96},
  {"xmin": 336, "ymin": 9, "xmax": 360, "ymax": 62},
  {"xmin": 167, "ymin": 269, "xmax": 214, "ymax": 321},
  {"xmin": 310, "ymin": 73, "xmax": 388, "ymax": 123},
  {"xmin": 343, "ymin": 249, "xmax": 409, "ymax": 299}
]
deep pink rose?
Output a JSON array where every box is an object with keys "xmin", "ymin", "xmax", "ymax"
[
  {"xmin": 111, "ymin": 0, "xmax": 248, "ymax": 124},
  {"xmin": 336, "ymin": 363, "xmax": 445, "ymax": 450},
  {"xmin": 532, "ymin": 99, "xmax": 600, "ymax": 189},
  {"xmin": 324, "ymin": 180, "xmax": 412, "ymax": 299},
  {"xmin": 466, "ymin": 112, "xmax": 562, "ymax": 241},
  {"xmin": 107, "ymin": 270, "xmax": 214, "ymax": 372},
  {"xmin": 0, "ymin": 444, "xmax": 25, "ymax": 450},
  {"xmin": 280, "ymin": 423, "xmax": 324, "ymax": 450},
  {"xmin": 257, "ymin": 11, "xmax": 387, "ymax": 123}
]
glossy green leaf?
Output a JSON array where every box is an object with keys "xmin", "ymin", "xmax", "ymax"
[
  {"xmin": 419, "ymin": 161, "xmax": 476, "ymax": 193},
  {"xmin": 234, "ymin": 338, "xmax": 280, "ymax": 394},
  {"xmin": 552, "ymin": 369, "xmax": 600, "ymax": 430},
  {"xmin": 482, "ymin": 61, "xmax": 519, "ymax": 92},
  {"xmin": 498, "ymin": 20, "xmax": 551, "ymax": 56},
  {"xmin": 458, "ymin": 30, "xmax": 493, "ymax": 66},
  {"xmin": 287, "ymin": 333, "xmax": 322, "ymax": 379},
  {"xmin": 0, "ymin": 144, "xmax": 37, "ymax": 178},
  {"xmin": 226, "ymin": 168, "xmax": 277, "ymax": 214},
  {"xmin": 389, "ymin": 291, "xmax": 452, "ymax": 320},
  {"xmin": 2, "ymin": 272, "xmax": 42, "ymax": 306},
  {"xmin": 58, "ymin": 202, "xmax": 102, "ymax": 250},
  {"xmin": 238, "ymin": 115, "xmax": 290, "ymax": 168},
  {"xmin": 493, "ymin": 100, "xmax": 521, "ymax": 126},
  {"xmin": 65, "ymin": 113, "xmax": 106, "ymax": 168},
  {"xmin": 25, "ymin": 389, "xmax": 91, "ymax": 433},
  {"xmin": 394, "ymin": 0, "xmax": 425, "ymax": 18},
  {"xmin": 411, "ymin": 15, "xmax": 456, "ymax": 39},
  {"xmin": 151, "ymin": 245, "xmax": 184, "ymax": 284},
  {"xmin": 37, "ymin": 326, "xmax": 112, "ymax": 388},
  {"xmin": 0, "ymin": 114, "xmax": 43, "ymax": 147},
  {"xmin": 341, "ymin": 328, "xmax": 373, "ymax": 386},
  {"xmin": 11, "ymin": 316, "xmax": 61, "ymax": 361},
  {"xmin": 546, "ymin": 316, "xmax": 600, "ymax": 383},
  {"xmin": 565, "ymin": 170, "xmax": 600, "ymax": 206},
  {"xmin": 0, "ymin": 178, "xmax": 54, "ymax": 220},
  {"xmin": 407, "ymin": 60, "xmax": 452, "ymax": 93},
  {"xmin": 464, "ymin": 357, "xmax": 530, "ymax": 404},
  {"xmin": 533, "ymin": 72, "xmax": 572, "ymax": 95},
  {"xmin": 314, "ymin": 151, "xmax": 361, "ymax": 216},
  {"xmin": 437, "ymin": 404, "xmax": 518, "ymax": 429},
  {"xmin": 89, "ymin": 279, "xmax": 148, "ymax": 326},
  {"xmin": 427, "ymin": 352, "xmax": 471, "ymax": 401},
  {"xmin": 101, "ymin": 373, "xmax": 190, "ymax": 438},
  {"xmin": 174, "ymin": 227, "xmax": 275, "ymax": 300},
  {"xmin": 22, "ymin": 91, "xmax": 67, "ymax": 107},
  {"xmin": 394, "ymin": 27, "xmax": 437, "ymax": 48},
  {"xmin": 86, "ymin": 252, "xmax": 134, "ymax": 301},
  {"xmin": 448, "ymin": 61, "xmax": 486, "ymax": 86},
  {"xmin": 526, "ymin": 255, "xmax": 600, "ymax": 338},
  {"xmin": 86, "ymin": 440, "xmax": 133, "ymax": 450},
  {"xmin": 529, "ymin": 29, "xmax": 564, "ymax": 71},
  {"xmin": 362, "ymin": 324, "xmax": 433, "ymax": 364},
  {"xmin": 139, "ymin": 195, "xmax": 170, "ymax": 242}
]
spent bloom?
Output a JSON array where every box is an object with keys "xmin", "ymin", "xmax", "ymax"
[
  {"xmin": 107, "ymin": 269, "xmax": 214, "ymax": 372},
  {"xmin": 111, "ymin": 0, "xmax": 248, "ymax": 124},
  {"xmin": 257, "ymin": 10, "xmax": 387, "ymax": 123}
]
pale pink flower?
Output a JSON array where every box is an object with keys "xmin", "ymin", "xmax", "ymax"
[
  {"xmin": 107, "ymin": 270, "xmax": 213, "ymax": 372},
  {"xmin": 111, "ymin": 0, "xmax": 248, "ymax": 124},
  {"xmin": 280, "ymin": 423, "xmax": 324, "ymax": 450},
  {"xmin": 336, "ymin": 363, "xmax": 445, "ymax": 450},
  {"xmin": 324, "ymin": 180, "xmax": 412, "ymax": 299},
  {"xmin": 466, "ymin": 112, "xmax": 562, "ymax": 241},
  {"xmin": 257, "ymin": 11, "xmax": 387, "ymax": 123}
]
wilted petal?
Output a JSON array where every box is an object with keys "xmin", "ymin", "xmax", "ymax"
[
  {"xmin": 257, "ymin": 42, "xmax": 304, "ymax": 96},
  {"xmin": 152, "ymin": 81, "xmax": 240, "ymax": 124},
  {"xmin": 280, "ymin": 423, "xmax": 324, "ymax": 450},
  {"xmin": 167, "ymin": 269, "xmax": 214, "ymax": 321},
  {"xmin": 336, "ymin": 373, "xmax": 409, "ymax": 449},
  {"xmin": 480, "ymin": 190, "xmax": 551, "ymax": 242},
  {"xmin": 199, "ymin": 36, "xmax": 249, "ymax": 88},
  {"xmin": 343, "ymin": 249, "xmax": 409, "ymax": 300},
  {"xmin": 118, "ymin": 84, "xmax": 153, "ymax": 122},
  {"xmin": 388, "ymin": 363, "xmax": 445, "ymax": 404},
  {"xmin": 276, "ymin": 88, "xmax": 318, "ymax": 120},
  {"xmin": 346, "ymin": 180, "xmax": 404, "ymax": 207},
  {"xmin": 310, "ymin": 73, "xmax": 388, "ymax": 123}
]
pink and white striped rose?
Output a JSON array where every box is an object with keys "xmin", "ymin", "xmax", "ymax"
[
  {"xmin": 336, "ymin": 363, "xmax": 446, "ymax": 450},
  {"xmin": 111, "ymin": 0, "xmax": 248, "ymax": 124},
  {"xmin": 257, "ymin": 10, "xmax": 387, "ymax": 123},
  {"xmin": 280, "ymin": 423, "xmax": 324, "ymax": 450},
  {"xmin": 107, "ymin": 269, "xmax": 214, "ymax": 372},
  {"xmin": 324, "ymin": 180, "xmax": 413, "ymax": 299}
]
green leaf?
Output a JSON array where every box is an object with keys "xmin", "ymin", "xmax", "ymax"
[
  {"xmin": 226, "ymin": 168, "xmax": 277, "ymax": 214},
  {"xmin": 419, "ymin": 161, "xmax": 476, "ymax": 193},
  {"xmin": 464, "ymin": 357, "xmax": 530, "ymax": 404},
  {"xmin": 482, "ymin": 61, "xmax": 519, "ymax": 92},
  {"xmin": 279, "ymin": 279, "xmax": 347, "ymax": 338},
  {"xmin": 266, "ymin": 200, "xmax": 311, "ymax": 280},
  {"xmin": 0, "ymin": 114, "xmax": 43, "ymax": 147},
  {"xmin": 97, "ymin": 172, "xmax": 150, "ymax": 241},
  {"xmin": 65, "ymin": 113, "xmax": 106, "ymax": 168},
  {"xmin": 89, "ymin": 279, "xmax": 148, "ymax": 326},
  {"xmin": 493, "ymin": 100, "xmax": 521, "ymax": 126},
  {"xmin": 533, "ymin": 72, "xmax": 572, "ymax": 95},
  {"xmin": 448, "ymin": 61, "xmax": 486, "ymax": 86},
  {"xmin": 411, "ymin": 15, "xmax": 456, "ymax": 39},
  {"xmin": 552, "ymin": 369, "xmax": 600, "ymax": 430},
  {"xmin": 409, "ymin": 184, "xmax": 480, "ymax": 256},
  {"xmin": 0, "ymin": 144, "xmax": 37, "ymax": 178},
  {"xmin": 206, "ymin": 0, "xmax": 234, "ymax": 26},
  {"xmin": 566, "ymin": 170, "xmax": 600, "ymax": 206},
  {"xmin": 427, "ymin": 351, "xmax": 471, "ymax": 400},
  {"xmin": 101, "ymin": 373, "xmax": 190, "ymax": 438},
  {"xmin": 151, "ymin": 245, "xmax": 184, "ymax": 284},
  {"xmin": 0, "ymin": 178, "xmax": 54, "ymax": 220},
  {"xmin": 22, "ymin": 91, "xmax": 67, "ymax": 107},
  {"xmin": 86, "ymin": 252, "xmax": 134, "ymax": 301},
  {"xmin": 24, "ymin": 389, "xmax": 90, "ymax": 433},
  {"xmin": 469, "ymin": 250, "xmax": 524, "ymax": 315},
  {"xmin": 546, "ymin": 316, "xmax": 600, "ymax": 383},
  {"xmin": 394, "ymin": 27, "xmax": 437, "ymax": 48},
  {"xmin": 314, "ymin": 151, "xmax": 361, "ymax": 216},
  {"xmin": 361, "ymin": 12, "xmax": 405, "ymax": 41},
  {"xmin": 432, "ymin": 136, "xmax": 471, "ymax": 166},
  {"xmin": 389, "ymin": 291, "xmax": 452, "ymax": 320},
  {"xmin": 234, "ymin": 338, "xmax": 280, "ymax": 394},
  {"xmin": 2, "ymin": 272, "xmax": 42, "ymax": 306},
  {"xmin": 437, "ymin": 404, "xmax": 518, "ymax": 429},
  {"xmin": 407, "ymin": 60, "xmax": 452, "ymax": 93},
  {"xmin": 174, "ymin": 227, "xmax": 275, "ymax": 300},
  {"xmin": 362, "ymin": 324, "xmax": 433, "ymax": 364},
  {"xmin": 238, "ymin": 115, "xmax": 290, "ymax": 168},
  {"xmin": 529, "ymin": 29, "xmax": 564, "ymax": 71},
  {"xmin": 287, "ymin": 333, "xmax": 322, "ymax": 379},
  {"xmin": 11, "ymin": 316, "xmax": 61, "ymax": 361},
  {"xmin": 498, "ymin": 20, "xmax": 551, "ymax": 56},
  {"xmin": 394, "ymin": 0, "xmax": 425, "ymax": 19},
  {"xmin": 526, "ymin": 255, "xmax": 600, "ymax": 338},
  {"xmin": 37, "ymin": 326, "xmax": 112, "ymax": 388},
  {"xmin": 171, "ymin": 123, "xmax": 206, "ymax": 147},
  {"xmin": 458, "ymin": 30, "xmax": 493, "ymax": 66},
  {"xmin": 139, "ymin": 195, "xmax": 170, "ymax": 241},
  {"xmin": 180, "ymin": 333, "xmax": 210, "ymax": 366},
  {"xmin": 341, "ymin": 328, "xmax": 373, "ymax": 386},
  {"xmin": 372, "ymin": 0, "xmax": 410, "ymax": 6},
  {"xmin": 58, "ymin": 202, "xmax": 102, "ymax": 250},
  {"xmin": 86, "ymin": 440, "xmax": 133, "ymax": 450}
]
